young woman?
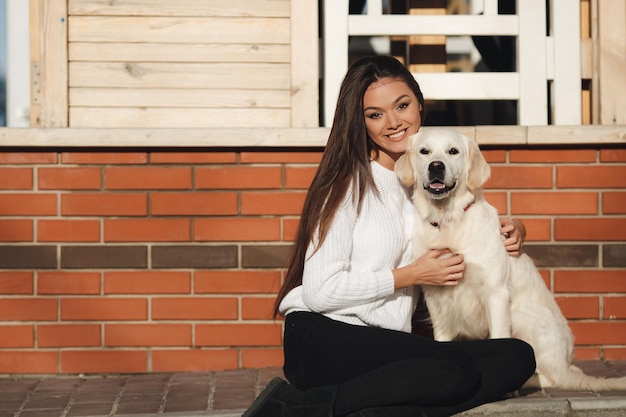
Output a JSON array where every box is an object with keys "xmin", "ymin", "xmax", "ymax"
[{"xmin": 243, "ymin": 55, "xmax": 535, "ymax": 417}]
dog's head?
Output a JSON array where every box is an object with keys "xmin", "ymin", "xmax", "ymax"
[{"xmin": 395, "ymin": 128, "xmax": 490, "ymax": 200}]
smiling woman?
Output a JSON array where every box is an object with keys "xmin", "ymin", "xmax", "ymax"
[{"xmin": 363, "ymin": 77, "xmax": 423, "ymax": 169}]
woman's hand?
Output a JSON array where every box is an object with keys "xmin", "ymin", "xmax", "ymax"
[
  {"xmin": 500, "ymin": 218, "xmax": 526, "ymax": 257},
  {"xmin": 393, "ymin": 249, "xmax": 465, "ymax": 289}
]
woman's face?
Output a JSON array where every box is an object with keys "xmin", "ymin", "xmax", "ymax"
[{"xmin": 363, "ymin": 77, "xmax": 422, "ymax": 170}]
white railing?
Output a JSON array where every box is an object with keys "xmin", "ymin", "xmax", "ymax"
[{"xmin": 323, "ymin": 0, "xmax": 581, "ymax": 127}]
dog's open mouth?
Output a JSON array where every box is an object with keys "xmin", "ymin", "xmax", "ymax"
[{"xmin": 425, "ymin": 179, "xmax": 456, "ymax": 196}]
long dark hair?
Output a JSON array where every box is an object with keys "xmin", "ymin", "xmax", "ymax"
[{"xmin": 273, "ymin": 56, "xmax": 426, "ymax": 317}]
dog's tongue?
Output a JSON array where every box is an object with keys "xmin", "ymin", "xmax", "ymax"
[{"xmin": 430, "ymin": 182, "xmax": 446, "ymax": 190}]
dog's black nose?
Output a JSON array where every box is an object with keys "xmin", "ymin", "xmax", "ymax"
[{"xmin": 429, "ymin": 161, "xmax": 445, "ymax": 175}]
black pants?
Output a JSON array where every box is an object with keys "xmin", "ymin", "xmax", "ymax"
[{"xmin": 283, "ymin": 312, "xmax": 536, "ymax": 417}]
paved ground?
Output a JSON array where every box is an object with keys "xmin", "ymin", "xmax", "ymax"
[{"xmin": 1, "ymin": 361, "xmax": 625, "ymax": 417}]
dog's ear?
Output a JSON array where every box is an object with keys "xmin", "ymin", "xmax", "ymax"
[
  {"xmin": 395, "ymin": 148, "xmax": 416, "ymax": 186},
  {"xmin": 466, "ymin": 137, "xmax": 491, "ymax": 190}
]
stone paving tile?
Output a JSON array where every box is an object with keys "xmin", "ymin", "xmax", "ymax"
[{"xmin": 0, "ymin": 362, "xmax": 624, "ymax": 416}]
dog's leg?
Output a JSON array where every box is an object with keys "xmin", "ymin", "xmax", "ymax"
[{"xmin": 486, "ymin": 286, "xmax": 512, "ymax": 339}]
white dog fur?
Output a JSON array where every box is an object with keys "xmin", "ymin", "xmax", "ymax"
[{"xmin": 395, "ymin": 127, "xmax": 626, "ymax": 391}]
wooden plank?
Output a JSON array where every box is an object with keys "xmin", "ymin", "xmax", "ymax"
[
  {"xmin": 323, "ymin": 0, "xmax": 349, "ymax": 127},
  {"xmin": 528, "ymin": 126, "xmax": 626, "ymax": 144},
  {"xmin": 69, "ymin": 42, "xmax": 290, "ymax": 63},
  {"xmin": 348, "ymin": 15, "xmax": 519, "ymax": 36},
  {"xmin": 31, "ymin": 0, "xmax": 68, "ymax": 127},
  {"xmin": 290, "ymin": 0, "xmax": 319, "ymax": 127},
  {"xmin": 412, "ymin": 73, "xmax": 519, "ymax": 100},
  {"xmin": 28, "ymin": 0, "xmax": 41, "ymax": 126},
  {"xmin": 68, "ymin": 0, "xmax": 290, "ymax": 17},
  {"xmin": 1, "ymin": 126, "xmax": 625, "ymax": 148},
  {"xmin": 518, "ymin": 0, "xmax": 548, "ymax": 125},
  {"xmin": 475, "ymin": 126, "xmax": 528, "ymax": 145},
  {"xmin": 68, "ymin": 62, "xmax": 291, "ymax": 90},
  {"xmin": 552, "ymin": 0, "xmax": 581, "ymax": 125},
  {"xmin": 598, "ymin": 0, "xmax": 626, "ymax": 124},
  {"xmin": 69, "ymin": 108, "xmax": 291, "ymax": 128},
  {"xmin": 69, "ymin": 88, "xmax": 291, "ymax": 108},
  {"xmin": 68, "ymin": 16, "xmax": 290, "ymax": 44}
]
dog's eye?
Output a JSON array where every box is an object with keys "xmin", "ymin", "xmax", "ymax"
[
  {"xmin": 449, "ymin": 148, "xmax": 459, "ymax": 155},
  {"xmin": 419, "ymin": 148, "xmax": 429, "ymax": 155}
]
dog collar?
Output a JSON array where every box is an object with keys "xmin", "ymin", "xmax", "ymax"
[{"xmin": 430, "ymin": 200, "xmax": 475, "ymax": 228}]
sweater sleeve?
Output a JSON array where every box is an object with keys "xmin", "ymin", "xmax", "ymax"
[{"xmin": 301, "ymin": 195, "xmax": 396, "ymax": 313}]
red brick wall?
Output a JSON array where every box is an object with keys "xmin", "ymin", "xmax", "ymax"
[{"xmin": 0, "ymin": 146, "xmax": 624, "ymax": 374}]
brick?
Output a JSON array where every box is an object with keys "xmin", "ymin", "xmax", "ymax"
[
  {"xmin": 573, "ymin": 347, "xmax": 601, "ymax": 360},
  {"xmin": 604, "ymin": 244, "xmax": 626, "ymax": 267},
  {"xmin": 196, "ymin": 166, "xmax": 282, "ymax": 189},
  {"xmin": 605, "ymin": 348, "xmax": 626, "ymax": 361},
  {"xmin": 37, "ymin": 271, "xmax": 101, "ymax": 295},
  {"xmin": 152, "ymin": 297, "xmax": 238, "ymax": 320},
  {"xmin": 105, "ymin": 167, "xmax": 192, "ymax": 190},
  {"xmin": 194, "ymin": 218, "xmax": 280, "ymax": 241},
  {"xmin": 0, "ymin": 272, "xmax": 33, "ymax": 294},
  {"xmin": 523, "ymin": 244, "xmax": 597, "ymax": 267},
  {"xmin": 152, "ymin": 245, "xmax": 237, "ymax": 269},
  {"xmin": 0, "ymin": 325, "xmax": 33, "ymax": 348},
  {"xmin": 61, "ymin": 193, "xmax": 148, "ymax": 216},
  {"xmin": 554, "ymin": 296, "xmax": 599, "ymax": 319},
  {"xmin": 569, "ymin": 322, "xmax": 626, "ymax": 345},
  {"xmin": 0, "ymin": 168, "xmax": 32, "ymax": 189},
  {"xmin": 512, "ymin": 192, "xmax": 598, "ymax": 215},
  {"xmin": 0, "ymin": 246, "xmax": 57, "ymax": 269},
  {"xmin": 0, "ymin": 152, "xmax": 57, "ymax": 164},
  {"xmin": 240, "ymin": 151, "xmax": 323, "ymax": 164},
  {"xmin": 0, "ymin": 193, "xmax": 57, "ymax": 215},
  {"xmin": 196, "ymin": 324, "xmax": 282, "ymax": 346},
  {"xmin": 483, "ymin": 192, "xmax": 507, "ymax": 214},
  {"xmin": 61, "ymin": 298, "xmax": 148, "ymax": 321},
  {"xmin": 557, "ymin": 166, "xmax": 626, "ymax": 188},
  {"xmin": 61, "ymin": 246, "xmax": 147, "ymax": 269},
  {"xmin": 152, "ymin": 349, "xmax": 238, "ymax": 372},
  {"xmin": 484, "ymin": 166, "xmax": 553, "ymax": 189},
  {"xmin": 0, "ymin": 219, "xmax": 33, "ymax": 242},
  {"xmin": 242, "ymin": 297, "xmax": 276, "ymax": 320},
  {"xmin": 38, "ymin": 324, "xmax": 101, "ymax": 347},
  {"xmin": 603, "ymin": 192, "xmax": 626, "ymax": 214},
  {"xmin": 283, "ymin": 217, "xmax": 300, "ymax": 241},
  {"xmin": 0, "ymin": 351, "xmax": 58, "ymax": 373},
  {"xmin": 242, "ymin": 348, "xmax": 284, "ymax": 369},
  {"xmin": 520, "ymin": 218, "xmax": 551, "ymax": 241},
  {"xmin": 151, "ymin": 192, "xmax": 238, "ymax": 216},
  {"xmin": 105, "ymin": 324, "xmax": 192, "ymax": 346},
  {"xmin": 599, "ymin": 149, "xmax": 626, "ymax": 162},
  {"xmin": 195, "ymin": 271, "xmax": 281, "ymax": 294},
  {"xmin": 104, "ymin": 219, "xmax": 191, "ymax": 242},
  {"xmin": 61, "ymin": 351, "xmax": 148, "ymax": 373},
  {"xmin": 604, "ymin": 296, "xmax": 626, "ymax": 319},
  {"xmin": 555, "ymin": 218, "xmax": 626, "ymax": 241},
  {"xmin": 481, "ymin": 149, "xmax": 506, "ymax": 163},
  {"xmin": 104, "ymin": 271, "xmax": 191, "ymax": 294},
  {"xmin": 554, "ymin": 270, "xmax": 626, "ymax": 293},
  {"xmin": 242, "ymin": 245, "xmax": 293, "ymax": 268},
  {"xmin": 284, "ymin": 166, "xmax": 317, "ymax": 189},
  {"xmin": 241, "ymin": 192, "xmax": 306, "ymax": 215},
  {"xmin": 61, "ymin": 152, "xmax": 147, "ymax": 164},
  {"xmin": 37, "ymin": 219, "xmax": 100, "ymax": 242},
  {"xmin": 0, "ymin": 299, "xmax": 57, "ymax": 321},
  {"xmin": 38, "ymin": 167, "xmax": 101, "ymax": 190},
  {"xmin": 509, "ymin": 149, "xmax": 596, "ymax": 163}
]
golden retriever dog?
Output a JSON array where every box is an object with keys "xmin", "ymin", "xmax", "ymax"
[{"xmin": 395, "ymin": 127, "xmax": 626, "ymax": 391}]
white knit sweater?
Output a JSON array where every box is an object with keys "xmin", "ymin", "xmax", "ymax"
[{"xmin": 279, "ymin": 160, "xmax": 417, "ymax": 332}]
